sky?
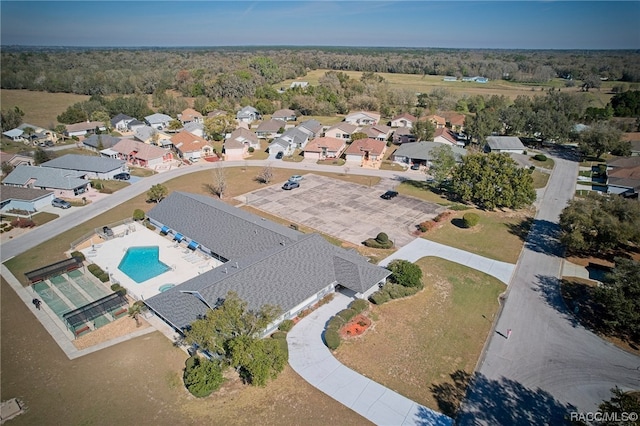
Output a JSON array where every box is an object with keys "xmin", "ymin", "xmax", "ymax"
[{"xmin": 1, "ymin": 1, "xmax": 639, "ymax": 49}]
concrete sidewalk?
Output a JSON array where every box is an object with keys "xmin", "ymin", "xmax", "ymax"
[
  {"xmin": 380, "ymin": 239, "xmax": 515, "ymax": 285},
  {"xmin": 287, "ymin": 292, "xmax": 453, "ymax": 426}
]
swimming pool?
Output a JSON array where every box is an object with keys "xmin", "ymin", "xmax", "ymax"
[{"xmin": 118, "ymin": 246, "xmax": 170, "ymax": 283}]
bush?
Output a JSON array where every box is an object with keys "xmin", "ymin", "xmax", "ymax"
[
  {"xmin": 370, "ymin": 289, "xmax": 391, "ymax": 305},
  {"xmin": 449, "ymin": 204, "xmax": 472, "ymax": 211},
  {"xmin": 363, "ymin": 232, "xmax": 394, "ymax": 248},
  {"xmin": 463, "ymin": 212, "xmax": 480, "ymax": 228},
  {"xmin": 370, "ymin": 283, "xmax": 419, "ymax": 304},
  {"xmin": 88, "ymin": 264, "xmax": 101, "ymax": 274},
  {"xmin": 278, "ymin": 319, "xmax": 295, "ymax": 332},
  {"xmin": 98, "ymin": 273, "xmax": 110, "ymax": 283},
  {"xmin": 271, "ymin": 331, "xmax": 288, "ymax": 340},
  {"xmin": 70, "ymin": 251, "xmax": 85, "ymax": 261},
  {"xmin": 533, "ymin": 154, "xmax": 547, "ymax": 162},
  {"xmin": 324, "ymin": 329, "xmax": 341, "ymax": 350},
  {"xmin": 327, "ymin": 316, "xmax": 345, "ymax": 331},
  {"xmin": 316, "ymin": 293, "xmax": 334, "ymax": 307},
  {"xmin": 10, "ymin": 218, "xmax": 35, "ymax": 228},
  {"xmin": 433, "ymin": 211, "xmax": 450, "ymax": 222},
  {"xmin": 388, "ymin": 259, "xmax": 423, "ymax": 288},
  {"xmin": 375, "ymin": 232, "xmax": 389, "ymax": 243},
  {"xmin": 4, "ymin": 226, "xmax": 13, "ymax": 232},
  {"xmin": 337, "ymin": 308, "xmax": 357, "ymax": 323},
  {"xmin": 349, "ymin": 299, "xmax": 369, "ymax": 314},
  {"xmin": 248, "ymin": 147, "xmax": 255, "ymax": 153},
  {"xmin": 418, "ymin": 221, "xmax": 436, "ymax": 232},
  {"xmin": 183, "ymin": 356, "xmax": 225, "ymax": 398},
  {"xmin": 133, "ymin": 209, "xmax": 145, "ymax": 221}
]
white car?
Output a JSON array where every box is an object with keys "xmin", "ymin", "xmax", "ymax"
[{"xmin": 289, "ymin": 175, "xmax": 303, "ymax": 182}]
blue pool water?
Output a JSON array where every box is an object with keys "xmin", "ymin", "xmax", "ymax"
[
  {"xmin": 118, "ymin": 246, "xmax": 170, "ymax": 283},
  {"xmin": 159, "ymin": 284, "xmax": 175, "ymax": 292}
]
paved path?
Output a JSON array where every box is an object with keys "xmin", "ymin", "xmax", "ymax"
[
  {"xmin": 458, "ymin": 157, "xmax": 640, "ymax": 425},
  {"xmin": 380, "ymin": 239, "xmax": 515, "ymax": 285},
  {"xmin": 287, "ymin": 292, "xmax": 453, "ymax": 426}
]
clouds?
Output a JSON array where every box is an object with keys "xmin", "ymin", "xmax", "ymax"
[{"xmin": 1, "ymin": 1, "xmax": 638, "ymax": 49}]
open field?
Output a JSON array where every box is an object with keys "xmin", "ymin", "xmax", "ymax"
[
  {"xmin": 0, "ymin": 89, "xmax": 89, "ymax": 128},
  {"xmin": 279, "ymin": 69, "xmax": 617, "ymax": 105},
  {"xmin": 334, "ymin": 257, "xmax": 505, "ymax": 417},
  {"xmin": 0, "ymin": 277, "xmax": 369, "ymax": 426}
]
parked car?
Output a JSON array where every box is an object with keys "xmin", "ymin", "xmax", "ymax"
[
  {"xmin": 380, "ymin": 190, "xmax": 398, "ymax": 200},
  {"xmin": 275, "ymin": 151, "xmax": 284, "ymax": 159},
  {"xmin": 102, "ymin": 226, "xmax": 114, "ymax": 237},
  {"xmin": 113, "ymin": 172, "xmax": 130, "ymax": 180},
  {"xmin": 289, "ymin": 175, "xmax": 303, "ymax": 182},
  {"xmin": 411, "ymin": 163, "xmax": 420, "ymax": 170},
  {"xmin": 282, "ymin": 181, "xmax": 300, "ymax": 190},
  {"xmin": 51, "ymin": 198, "xmax": 71, "ymax": 209}
]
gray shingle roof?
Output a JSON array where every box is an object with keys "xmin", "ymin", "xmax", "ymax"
[
  {"xmin": 145, "ymin": 234, "xmax": 390, "ymax": 331},
  {"xmin": 3, "ymin": 165, "xmax": 87, "ymax": 190},
  {"xmin": 147, "ymin": 191, "xmax": 302, "ymax": 260},
  {"xmin": 82, "ymin": 135, "xmax": 122, "ymax": 150},
  {"xmin": 41, "ymin": 154, "xmax": 125, "ymax": 173},
  {"xmin": 297, "ymin": 119, "xmax": 323, "ymax": 135},
  {"xmin": 0, "ymin": 186, "xmax": 52, "ymax": 202},
  {"xmin": 110, "ymin": 114, "xmax": 134, "ymax": 127},
  {"xmin": 486, "ymin": 136, "xmax": 525, "ymax": 151},
  {"xmin": 394, "ymin": 141, "xmax": 467, "ymax": 161}
]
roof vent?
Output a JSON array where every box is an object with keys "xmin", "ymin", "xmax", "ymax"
[
  {"xmin": 234, "ymin": 262, "xmax": 239, "ymax": 268},
  {"xmin": 223, "ymin": 268, "xmax": 227, "ymax": 274},
  {"xmin": 280, "ymin": 241, "xmax": 286, "ymax": 246}
]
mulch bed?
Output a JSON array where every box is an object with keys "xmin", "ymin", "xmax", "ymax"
[{"xmin": 339, "ymin": 314, "xmax": 372, "ymax": 339}]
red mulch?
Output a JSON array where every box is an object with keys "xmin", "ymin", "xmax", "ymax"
[{"xmin": 339, "ymin": 314, "xmax": 372, "ymax": 339}]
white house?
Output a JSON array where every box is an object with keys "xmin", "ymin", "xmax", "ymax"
[
  {"xmin": 224, "ymin": 128, "xmax": 261, "ymax": 161},
  {"xmin": 323, "ymin": 123, "xmax": 358, "ymax": 141},
  {"xmin": 344, "ymin": 111, "xmax": 381, "ymax": 126},
  {"xmin": 236, "ymin": 106, "xmax": 261, "ymax": 124},
  {"xmin": 485, "ymin": 136, "xmax": 526, "ymax": 153},
  {"xmin": 110, "ymin": 114, "xmax": 135, "ymax": 132},
  {"xmin": 2, "ymin": 129, "xmax": 25, "ymax": 142},
  {"xmin": 303, "ymin": 137, "xmax": 346, "ymax": 161},
  {"xmin": 144, "ymin": 113, "xmax": 173, "ymax": 130},
  {"xmin": 390, "ymin": 113, "xmax": 417, "ymax": 128}
]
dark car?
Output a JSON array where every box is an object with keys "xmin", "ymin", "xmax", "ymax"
[
  {"xmin": 411, "ymin": 163, "xmax": 420, "ymax": 170},
  {"xmin": 114, "ymin": 172, "xmax": 130, "ymax": 181},
  {"xmin": 380, "ymin": 190, "xmax": 398, "ymax": 200},
  {"xmin": 275, "ymin": 151, "xmax": 284, "ymax": 159},
  {"xmin": 282, "ymin": 181, "xmax": 300, "ymax": 190},
  {"xmin": 102, "ymin": 226, "xmax": 114, "ymax": 237},
  {"xmin": 51, "ymin": 198, "xmax": 71, "ymax": 209}
]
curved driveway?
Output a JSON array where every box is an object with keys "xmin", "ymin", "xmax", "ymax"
[{"xmin": 459, "ymin": 158, "xmax": 640, "ymax": 424}]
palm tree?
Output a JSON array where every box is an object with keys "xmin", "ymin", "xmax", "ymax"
[{"xmin": 128, "ymin": 303, "xmax": 143, "ymax": 327}]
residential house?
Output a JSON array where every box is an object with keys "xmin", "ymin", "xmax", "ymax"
[
  {"xmin": 111, "ymin": 139, "xmax": 173, "ymax": 168},
  {"xmin": 434, "ymin": 128, "xmax": 464, "ymax": 147},
  {"xmin": 344, "ymin": 111, "xmax": 380, "ymax": 126},
  {"xmin": 2, "ymin": 129, "xmax": 25, "ymax": 142},
  {"xmin": 236, "ymin": 106, "xmax": 261, "ymax": 124},
  {"xmin": 110, "ymin": 114, "xmax": 135, "ymax": 132},
  {"xmin": 606, "ymin": 157, "xmax": 640, "ymax": 198},
  {"xmin": 18, "ymin": 123, "xmax": 57, "ymax": 145},
  {"xmin": 207, "ymin": 109, "xmax": 228, "ymax": 118},
  {"xmin": 224, "ymin": 127, "xmax": 261, "ymax": 161},
  {"xmin": 290, "ymin": 81, "xmax": 308, "ymax": 89},
  {"xmin": 255, "ymin": 119, "xmax": 286, "ymax": 139},
  {"xmin": 272, "ymin": 109, "xmax": 297, "ymax": 122},
  {"xmin": 462, "ymin": 76, "xmax": 489, "ymax": 83},
  {"xmin": 144, "ymin": 191, "xmax": 390, "ymax": 333},
  {"xmin": 323, "ymin": 123, "xmax": 358, "ymax": 141},
  {"xmin": 183, "ymin": 122, "xmax": 205, "ymax": 139},
  {"xmin": 361, "ymin": 124, "xmax": 392, "ymax": 142},
  {"xmin": 127, "ymin": 119, "xmax": 147, "ymax": 132},
  {"xmin": 297, "ymin": 119, "xmax": 323, "ymax": 139},
  {"xmin": 144, "ymin": 113, "xmax": 173, "ymax": 130},
  {"xmin": 82, "ymin": 134, "xmax": 122, "ymax": 153},
  {"xmin": 178, "ymin": 108, "xmax": 203, "ymax": 125},
  {"xmin": 0, "ymin": 186, "xmax": 54, "ymax": 213},
  {"xmin": 0, "ymin": 151, "xmax": 33, "ymax": 174},
  {"xmin": 485, "ymin": 136, "xmax": 526, "ymax": 153},
  {"xmin": 3, "ymin": 165, "xmax": 90, "ymax": 197},
  {"xmin": 393, "ymin": 141, "xmax": 467, "ymax": 168},
  {"xmin": 390, "ymin": 113, "xmax": 417, "ymax": 128},
  {"xmin": 425, "ymin": 115, "xmax": 446, "ymax": 129},
  {"xmin": 621, "ymin": 133, "xmax": 640, "ymax": 157},
  {"xmin": 443, "ymin": 76, "xmax": 458, "ymax": 82},
  {"xmin": 134, "ymin": 126, "xmax": 172, "ymax": 147},
  {"xmin": 170, "ymin": 131, "xmax": 213, "ymax": 162},
  {"xmin": 441, "ymin": 111, "xmax": 466, "ymax": 133},
  {"xmin": 392, "ymin": 127, "xmax": 417, "ymax": 145},
  {"xmin": 303, "ymin": 137, "xmax": 346, "ymax": 161},
  {"xmin": 41, "ymin": 154, "xmax": 127, "ymax": 180},
  {"xmin": 344, "ymin": 138, "xmax": 387, "ymax": 168},
  {"xmin": 64, "ymin": 121, "xmax": 106, "ymax": 138},
  {"xmin": 268, "ymin": 128, "xmax": 309, "ymax": 156}
]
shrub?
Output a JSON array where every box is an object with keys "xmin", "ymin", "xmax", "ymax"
[
  {"xmin": 450, "ymin": 204, "xmax": 472, "ymax": 211},
  {"xmin": 386, "ymin": 283, "xmax": 419, "ymax": 299},
  {"xmin": 70, "ymin": 251, "xmax": 85, "ymax": 261},
  {"xmin": 10, "ymin": 218, "xmax": 35, "ymax": 228},
  {"xmin": 375, "ymin": 232, "xmax": 389, "ymax": 243},
  {"xmin": 4, "ymin": 226, "xmax": 13, "ymax": 232},
  {"xmin": 370, "ymin": 290, "xmax": 391, "ymax": 305},
  {"xmin": 278, "ymin": 319, "xmax": 295, "ymax": 332},
  {"xmin": 98, "ymin": 273, "xmax": 110, "ymax": 283},
  {"xmin": 529, "ymin": 165, "xmax": 536, "ymax": 172},
  {"xmin": 316, "ymin": 293, "xmax": 335, "ymax": 307},
  {"xmin": 133, "ymin": 209, "xmax": 145, "ymax": 221},
  {"xmin": 324, "ymin": 329, "xmax": 341, "ymax": 350},
  {"xmin": 88, "ymin": 264, "xmax": 101, "ymax": 274},
  {"xmin": 533, "ymin": 154, "xmax": 547, "ymax": 162},
  {"xmin": 327, "ymin": 316, "xmax": 345, "ymax": 331},
  {"xmin": 337, "ymin": 308, "xmax": 357, "ymax": 322},
  {"xmin": 248, "ymin": 147, "xmax": 255, "ymax": 153},
  {"xmin": 349, "ymin": 299, "xmax": 369, "ymax": 314},
  {"xmin": 418, "ymin": 221, "xmax": 436, "ymax": 232},
  {"xmin": 388, "ymin": 259, "xmax": 423, "ymax": 288},
  {"xmin": 271, "ymin": 331, "xmax": 288, "ymax": 340},
  {"xmin": 363, "ymin": 232, "xmax": 394, "ymax": 248},
  {"xmin": 183, "ymin": 356, "xmax": 224, "ymax": 398},
  {"xmin": 463, "ymin": 212, "xmax": 480, "ymax": 228},
  {"xmin": 146, "ymin": 223, "xmax": 156, "ymax": 230}
]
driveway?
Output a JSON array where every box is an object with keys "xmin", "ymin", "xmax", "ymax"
[
  {"xmin": 287, "ymin": 292, "xmax": 453, "ymax": 426},
  {"xmin": 235, "ymin": 173, "xmax": 444, "ymax": 248}
]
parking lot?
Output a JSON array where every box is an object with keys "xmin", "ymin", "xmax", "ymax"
[{"xmin": 236, "ymin": 174, "xmax": 444, "ymax": 248}]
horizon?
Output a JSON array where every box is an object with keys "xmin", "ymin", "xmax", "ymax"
[{"xmin": 1, "ymin": 1, "xmax": 639, "ymax": 50}]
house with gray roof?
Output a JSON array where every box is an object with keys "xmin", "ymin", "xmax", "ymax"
[
  {"xmin": 41, "ymin": 154, "xmax": 127, "ymax": 180},
  {"xmin": 297, "ymin": 119, "xmax": 323, "ymax": 139},
  {"xmin": 144, "ymin": 191, "xmax": 391, "ymax": 334},
  {"xmin": 393, "ymin": 142, "xmax": 467, "ymax": 167},
  {"xmin": 236, "ymin": 106, "xmax": 261, "ymax": 124},
  {"xmin": 268, "ymin": 128, "xmax": 309, "ymax": 155},
  {"xmin": 0, "ymin": 186, "xmax": 54, "ymax": 213},
  {"xmin": 3, "ymin": 165, "xmax": 90, "ymax": 197},
  {"xmin": 110, "ymin": 114, "xmax": 135, "ymax": 132},
  {"xmin": 144, "ymin": 113, "xmax": 173, "ymax": 130},
  {"xmin": 485, "ymin": 136, "xmax": 526, "ymax": 153},
  {"xmin": 82, "ymin": 134, "xmax": 122, "ymax": 152},
  {"xmin": 255, "ymin": 119, "xmax": 286, "ymax": 139}
]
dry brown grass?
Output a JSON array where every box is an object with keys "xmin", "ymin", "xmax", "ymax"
[{"xmin": 0, "ymin": 89, "xmax": 89, "ymax": 128}]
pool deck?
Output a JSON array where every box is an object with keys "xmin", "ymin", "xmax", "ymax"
[{"xmin": 80, "ymin": 222, "xmax": 222, "ymax": 301}]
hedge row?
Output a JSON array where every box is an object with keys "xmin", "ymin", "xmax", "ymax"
[
  {"xmin": 324, "ymin": 329, "xmax": 341, "ymax": 350},
  {"xmin": 370, "ymin": 283, "xmax": 419, "ymax": 305},
  {"xmin": 88, "ymin": 264, "xmax": 110, "ymax": 282},
  {"xmin": 110, "ymin": 283, "xmax": 127, "ymax": 296},
  {"xmin": 278, "ymin": 319, "xmax": 295, "ymax": 332},
  {"xmin": 349, "ymin": 299, "xmax": 369, "ymax": 314}
]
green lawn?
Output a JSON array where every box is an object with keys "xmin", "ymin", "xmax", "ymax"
[
  {"xmin": 530, "ymin": 156, "xmax": 555, "ymax": 170},
  {"xmin": 396, "ymin": 180, "xmax": 452, "ymax": 205},
  {"xmin": 531, "ymin": 170, "xmax": 550, "ymax": 189},
  {"xmin": 335, "ymin": 257, "xmax": 505, "ymax": 417}
]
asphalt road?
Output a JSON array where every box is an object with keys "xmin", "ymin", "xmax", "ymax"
[{"xmin": 458, "ymin": 158, "xmax": 640, "ymax": 425}]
